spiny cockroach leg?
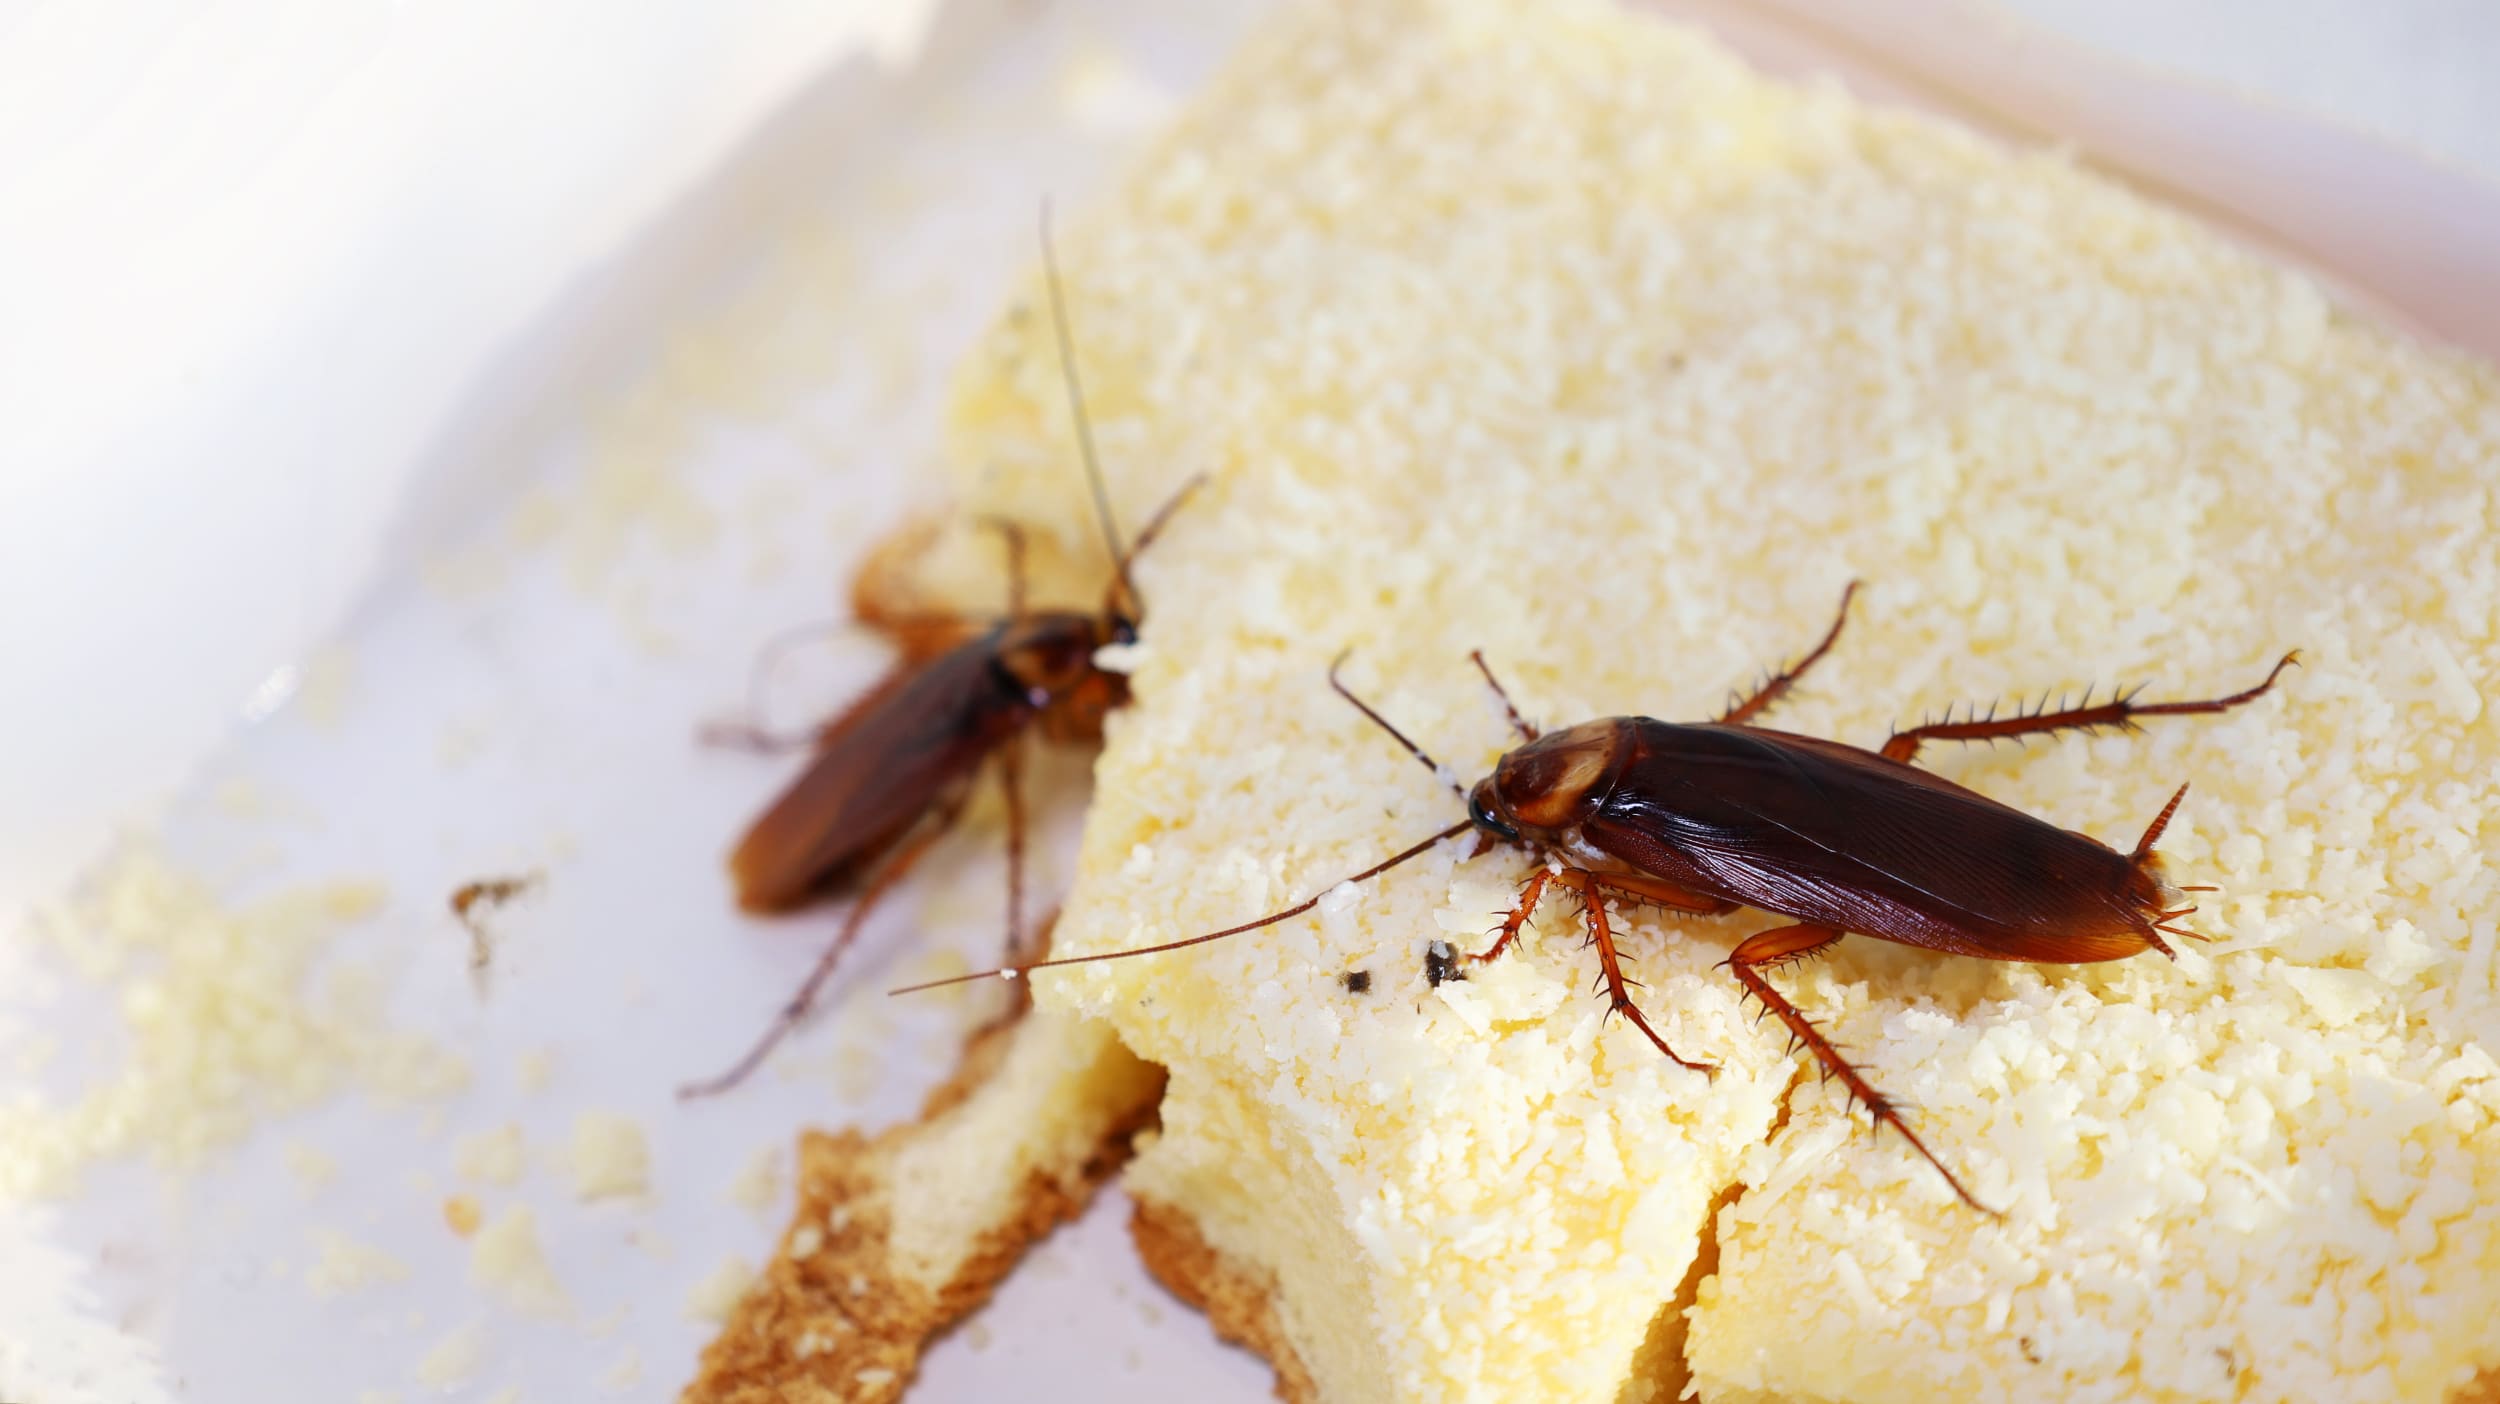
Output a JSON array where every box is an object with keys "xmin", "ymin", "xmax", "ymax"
[
  {"xmin": 1881, "ymin": 651, "xmax": 2299, "ymax": 765},
  {"xmin": 1722, "ymin": 923, "xmax": 1999, "ymax": 1216},
  {"xmin": 1558, "ymin": 868, "xmax": 1715, "ymax": 1076},
  {"xmin": 1471, "ymin": 867, "xmax": 1556, "ymax": 965},
  {"xmin": 1719, "ymin": 581, "xmax": 1859, "ymax": 726}
]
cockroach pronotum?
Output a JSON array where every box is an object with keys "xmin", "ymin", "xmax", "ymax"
[
  {"xmin": 900, "ymin": 584, "xmax": 2298, "ymax": 1212},
  {"xmin": 679, "ymin": 216, "xmax": 1202, "ymax": 1099}
]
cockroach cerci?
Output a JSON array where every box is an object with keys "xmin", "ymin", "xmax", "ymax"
[
  {"xmin": 901, "ymin": 584, "xmax": 2297, "ymax": 1212},
  {"xmin": 679, "ymin": 215, "xmax": 1202, "ymax": 1099}
]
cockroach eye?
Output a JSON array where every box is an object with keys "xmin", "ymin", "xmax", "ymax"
[{"xmin": 1468, "ymin": 788, "xmax": 1519, "ymax": 842}]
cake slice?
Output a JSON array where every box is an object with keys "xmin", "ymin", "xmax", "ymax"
[
  {"xmin": 681, "ymin": 1005, "xmax": 1162, "ymax": 1403},
  {"xmin": 936, "ymin": 0, "xmax": 2500, "ymax": 1399}
]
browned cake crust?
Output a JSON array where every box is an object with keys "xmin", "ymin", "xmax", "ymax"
[
  {"xmin": 681, "ymin": 1013, "xmax": 1163, "ymax": 1403},
  {"xmin": 1128, "ymin": 1197, "xmax": 1318, "ymax": 1404}
]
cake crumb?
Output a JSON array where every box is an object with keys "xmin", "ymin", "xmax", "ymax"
[
  {"xmin": 414, "ymin": 1323, "xmax": 482, "ymax": 1388},
  {"xmin": 787, "ymin": 1223, "xmax": 824, "ymax": 1260},
  {"xmin": 601, "ymin": 1347, "xmax": 643, "ymax": 1392},
  {"xmin": 283, "ymin": 1141, "xmax": 337, "ymax": 1194},
  {"xmin": 469, "ymin": 1205, "xmax": 568, "ymax": 1316},
  {"xmin": 729, "ymin": 1144, "xmax": 784, "ymax": 1215},
  {"xmin": 304, "ymin": 1228, "xmax": 410, "ymax": 1297},
  {"xmin": 0, "ymin": 850, "xmax": 460, "ymax": 1198},
  {"xmin": 515, "ymin": 1047, "xmax": 556, "ymax": 1094},
  {"xmin": 684, "ymin": 1254, "xmax": 757, "ymax": 1323},
  {"xmin": 454, "ymin": 1123, "xmax": 527, "ymax": 1185},
  {"xmin": 567, "ymin": 1112, "xmax": 650, "ymax": 1201},
  {"xmin": 443, "ymin": 1193, "xmax": 483, "ymax": 1238}
]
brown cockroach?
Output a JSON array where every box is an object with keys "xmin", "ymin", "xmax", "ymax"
[
  {"xmin": 900, "ymin": 584, "xmax": 2297, "ymax": 1212},
  {"xmin": 680, "ymin": 218, "xmax": 1201, "ymax": 1099}
]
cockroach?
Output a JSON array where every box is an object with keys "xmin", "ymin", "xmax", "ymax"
[
  {"xmin": 450, "ymin": 872, "xmax": 540, "ymax": 995},
  {"xmin": 900, "ymin": 583, "xmax": 2297, "ymax": 1213},
  {"xmin": 680, "ymin": 216, "xmax": 1202, "ymax": 1099}
]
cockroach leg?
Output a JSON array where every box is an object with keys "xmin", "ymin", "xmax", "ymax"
[
  {"xmin": 1553, "ymin": 868, "xmax": 1715, "ymax": 1076},
  {"xmin": 1472, "ymin": 867, "xmax": 1557, "ymax": 965},
  {"xmin": 999, "ymin": 741, "xmax": 1029, "ymax": 968},
  {"xmin": 683, "ymin": 794, "xmax": 972, "ymax": 1100},
  {"xmin": 1723, "ymin": 923, "xmax": 1998, "ymax": 1215},
  {"xmin": 976, "ymin": 516, "xmax": 1031, "ymax": 619},
  {"xmin": 1468, "ymin": 650, "xmax": 1539, "ymax": 741},
  {"xmin": 1719, "ymin": 581, "xmax": 1859, "ymax": 726},
  {"xmin": 697, "ymin": 720, "xmax": 825, "ymax": 755},
  {"xmin": 1880, "ymin": 651, "xmax": 2300, "ymax": 765}
]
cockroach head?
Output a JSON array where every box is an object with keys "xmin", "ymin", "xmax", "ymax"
[
  {"xmin": 997, "ymin": 615, "xmax": 1115, "ymax": 707},
  {"xmin": 1476, "ymin": 720, "xmax": 1624, "ymax": 842},
  {"xmin": 1465, "ymin": 779, "xmax": 1520, "ymax": 842}
]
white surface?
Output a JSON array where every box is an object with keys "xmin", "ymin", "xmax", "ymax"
[
  {"xmin": 3, "ymin": 1, "xmax": 2499, "ymax": 1400},
  {"xmin": 0, "ymin": 0, "xmax": 944, "ymax": 922},
  {"xmin": 4, "ymin": 3, "xmax": 1274, "ymax": 1399}
]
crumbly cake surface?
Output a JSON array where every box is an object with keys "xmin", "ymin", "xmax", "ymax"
[
  {"xmin": 680, "ymin": 1008, "xmax": 1161, "ymax": 1402},
  {"xmin": 938, "ymin": 1, "xmax": 2500, "ymax": 1400}
]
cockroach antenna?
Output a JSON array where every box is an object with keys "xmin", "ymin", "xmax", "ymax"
[
  {"xmin": 1038, "ymin": 200, "xmax": 1140, "ymax": 620},
  {"xmin": 1329, "ymin": 652, "xmax": 1467, "ymax": 798},
  {"xmin": 887, "ymin": 817, "xmax": 1474, "ymax": 996}
]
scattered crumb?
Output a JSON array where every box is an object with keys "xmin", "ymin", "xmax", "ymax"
[
  {"xmin": 684, "ymin": 1255, "xmax": 757, "ymax": 1323},
  {"xmin": 414, "ymin": 1323, "xmax": 482, "ymax": 1389},
  {"xmin": 443, "ymin": 1194, "xmax": 483, "ymax": 1238},
  {"xmin": 966, "ymin": 1321, "xmax": 994, "ymax": 1352},
  {"xmin": 601, "ymin": 1347, "xmax": 643, "ymax": 1393},
  {"xmin": 567, "ymin": 1112, "xmax": 650, "ymax": 1201},
  {"xmin": 283, "ymin": 1141, "xmax": 338, "ymax": 1195},
  {"xmin": 787, "ymin": 1223, "xmax": 824, "ymax": 1260},
  {"xmin": 304, "ymin": 1228, "xmax": 410, "ymax": 1298},
  {"xmin": 469, "ymin": 1206, "xmax": 569, "ymax": 1316},
  {"xmin": 515, "ymin": 1047, "xmax": 556, "ymax": 1094},
  {"xmin": 833, "ymin": 1043, "xmax": 880, "ymax": 1105},
  {"xmin": 0, "ymin": 848, "xmax": 465, "ymax": 1198},
  {"xmin": 855, "ymin": 1367, "xmax": 897, "ymax": 1390},
  {"xmin": 729, "ymin": 1145, "xmax": 784, "ymax": 1216},
  {"xmin": 453, "ymin": 1124, "xmax": 527, "ymax": 1185},
  {"xmin": 450, "ymin": 873, "xmax": 539, "ymax": 995}
]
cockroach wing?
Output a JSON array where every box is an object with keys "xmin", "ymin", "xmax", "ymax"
[
  {"xmin": 1584, "ymin": 721, "xmax": 2156, "ymax": 963},
  {"xmin": 728, "ymin": 634, "xmax": 1015, "ymax": 913}
]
